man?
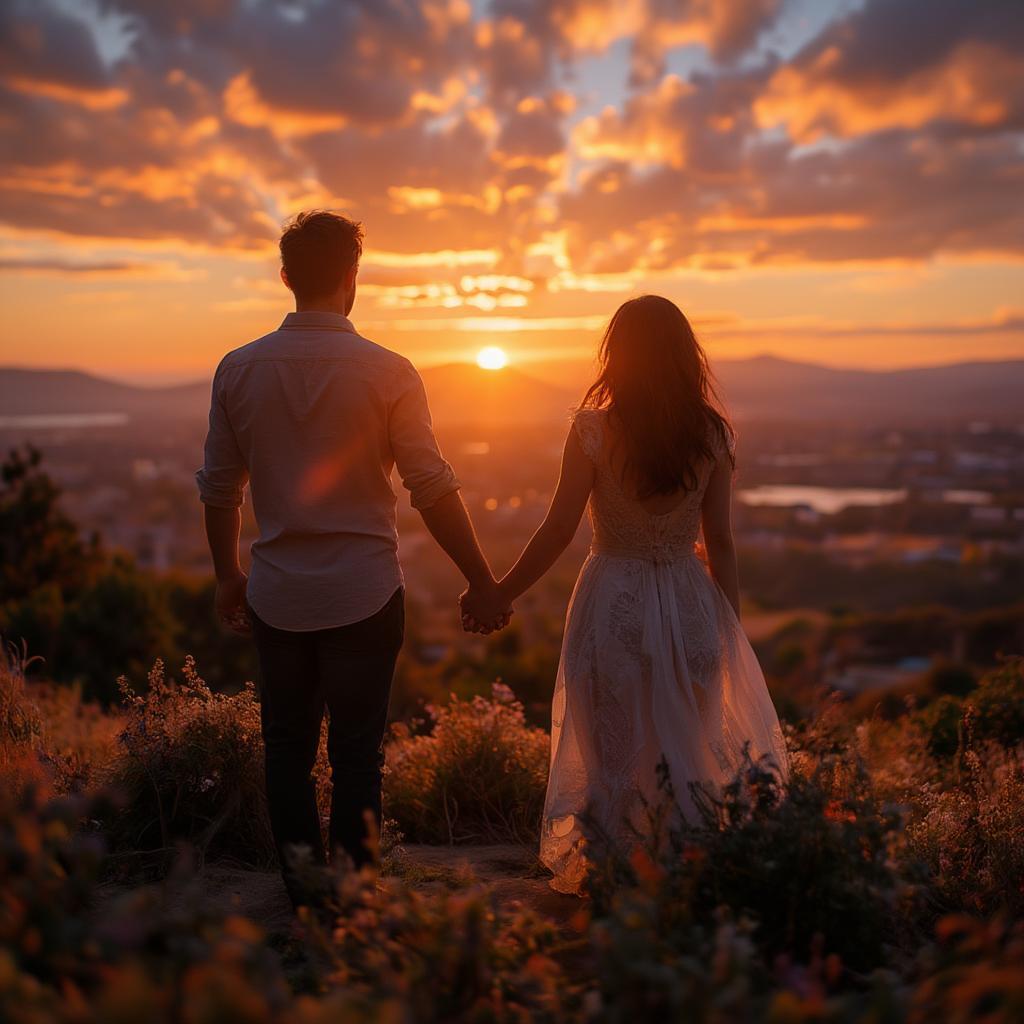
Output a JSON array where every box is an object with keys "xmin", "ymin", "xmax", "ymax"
[{"xmin": 196, "ymin": 210, "xmax": 509, "ymax": 904}]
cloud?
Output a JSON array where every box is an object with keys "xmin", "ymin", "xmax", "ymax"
[
  {"xmin": 559, "ymin": 5, "xmax": 1024, "ymax": 272},
  {"xmin": 0, "ymin": 256, "xmax": 199, "ymax": 279},
  {"xmin": 0, "ymin": 1, "xmax": 111, "ymax": 93},
  {"xmin": 0, "ymin": 0, "xmax": 1021, "ymax": 291},
  {"xmin": 755, "ymin": 0, "xmax": 1024, "ymax": 140},
  {"xmin": 479, "ymin": 0, "xmax": 783, "ymax": 105}
]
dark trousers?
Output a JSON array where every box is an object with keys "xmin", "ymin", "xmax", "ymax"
[{"xmin": 250, "ymin": 588, "xmax": 403, "ymax": 896}]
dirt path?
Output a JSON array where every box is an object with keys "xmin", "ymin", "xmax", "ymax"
[{"xmin": 98, "ymin": 843, "xmax": 580, "ymax": 939}]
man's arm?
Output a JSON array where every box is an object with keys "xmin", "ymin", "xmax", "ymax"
[
  {"xmin": 418, "ymin": 491, "xmax": 509, "ymax": 631},
  {"xmin": 389, "ymin": 362, "xmax": 508, "ymax": 631},
  {"xmin": 196, "ymin": 365, "xmax": 251, "ymax": 634}
]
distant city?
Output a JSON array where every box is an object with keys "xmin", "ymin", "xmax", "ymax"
[{"xmin": 2, "ymin": 358, "xmax": 1022, "ymax": 700}]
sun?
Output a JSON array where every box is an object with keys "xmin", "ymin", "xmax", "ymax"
[{"xmin": 476, "ymin": 346, "xmax": 508, "ymax": 371}]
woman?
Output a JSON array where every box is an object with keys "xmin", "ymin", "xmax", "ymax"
[{"xmin": 466, "ymin": 295, "xmax": 788, "ymax": 894}]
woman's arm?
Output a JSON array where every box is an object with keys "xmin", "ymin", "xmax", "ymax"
[
  {"xmin": 495, "ymin": 424, "xmax": 595, "ymax": 606},
  {"xmin": 700, "ymin": 454, "xmax": 740, "ymax": 618}
]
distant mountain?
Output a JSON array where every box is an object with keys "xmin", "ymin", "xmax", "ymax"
[
  {"xmin": 713, "ymin": 355, "xmax": 1024, "ymax": 422},
  {"xmin": 2, "ymin": 356, "xmax": 1022, "ymax": 427},
  {"xmin": 0, "ymin": 368, "xmax": 210, "ymax": 419},
  {"xmin": 419, "ymin": 363, "xmax": 576, "ymax": 426}
]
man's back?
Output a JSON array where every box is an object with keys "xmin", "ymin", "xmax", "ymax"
[{"xmin": 197, "ymin": 310, "xmax": 458, "ymax": 631}]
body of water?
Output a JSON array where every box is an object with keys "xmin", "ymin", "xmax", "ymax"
[
  {"xmin": 738, "ymin": 485, "xmax": 908, "ymax": 514},
  {"xmin": 0, "ymin": 413, "xmax": 130, "ymax": 429}
]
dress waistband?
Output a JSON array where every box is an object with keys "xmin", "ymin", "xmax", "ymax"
[{"xmin": 589, "ymin": 543, "xmax": 699, "ymax": 565}]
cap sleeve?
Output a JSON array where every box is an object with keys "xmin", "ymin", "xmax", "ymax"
[
  {"xmin": 572, "ymin": 408, "xmax": 604, "ymax": 463},
  {"xmin": 713, "ymin": 422, "xmax": 737, "ymax": 461}
]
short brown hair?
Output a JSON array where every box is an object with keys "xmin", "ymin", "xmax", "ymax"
[{"xmin": 279, "ymin": 210, "xmax": 364, "ymax": 300}]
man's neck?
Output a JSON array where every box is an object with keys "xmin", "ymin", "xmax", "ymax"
[{"xmin": 294, "ymin": 297, "xmax": 350, "ymax": 316}]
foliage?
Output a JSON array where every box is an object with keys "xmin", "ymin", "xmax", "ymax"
[
  {"xmin": 298, "ymin": 859, "xmax": 571, "ymax": 1022},
  {"xmin": 55, "ymin": 555, "xmax": 180, "ymax": 703},
  {"xmin": 969, "ymin": 657, "xmax": 1024, "ymax": 749},
  {"xmin": 0, "ymin": 775, "xmax": 568, "ymax": 1024},
  {"xmin": 908, "ymin": 743, "xmax": 1024, "ymax": 920},
  {"xmin": 0, "ymin": 783, "xmax": 293, "ymax": 1024},
  {"xmin": 0, "ymin": 451, "xmax": 249, "ymax": 701},
  {"xmin": 102, "ymin": 657, "xmax": 277, "ymax": 867},
  {"xmin": 385, "ymin": 683, "xmax": 549, "ymax": 843},
  {"xmin": 908, "ymin": 915, "xmax": 1024, "ymax": 1022},
  {"xmin": 0, "ymin": 644, "xmax": 42, "ymax": 751},
  {"xmin": 587, "ymin": 749, "xmax": 913, "ymax": 974},
  {"xmin": 0, "ymin": 446, "xmax": 99, "ymax": 604}
]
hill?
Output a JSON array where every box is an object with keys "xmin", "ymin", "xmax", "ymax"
[
  {"xmin": 714, "ymin": 355, "xmax": 1024, "ymax": 423},
  {"xmin": 0, "ymin": 368, "xmax": 210, "ymax": 419},
  {"xmin": 2, "ymin": 355, "xmax": 1022, "ymax": 427}
]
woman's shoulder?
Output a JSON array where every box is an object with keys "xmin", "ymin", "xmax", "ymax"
[
  {"xmin": 706, "ymin": 417, "xmax": 737, "ymax": 460},
  {"xmin": 571, "ymin": 406, "xmax": 606, "ymax": 461}
]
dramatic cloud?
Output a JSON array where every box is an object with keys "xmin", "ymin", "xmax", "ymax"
[
  {"xmin": 756, "ymin": 0, "xmax": 1024, "ymax": 140},
  {"xmin": 0, "ymin": 0, "xmax": 1022, "ymax": 305},
  {"xmin": 480, "ymin": 0, "xmax": 784, "ymax": 104},
  {"xmin": 559, "ymin": 0, "xmax": 1024, "ymax": 271}
]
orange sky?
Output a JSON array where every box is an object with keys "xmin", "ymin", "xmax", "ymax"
[{"xmin": 1, "ymin": 0, "xmax": 1022, "ymax": 382}]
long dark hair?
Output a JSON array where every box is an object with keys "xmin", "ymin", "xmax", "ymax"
[{"xmin": 580, "ymin": 295, "xmax": 733, "ymax": 497}]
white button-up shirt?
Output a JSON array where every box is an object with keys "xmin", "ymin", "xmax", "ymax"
[{"xmin": 196, "ymin": 311, "xmax": 459, "ymax": 631}]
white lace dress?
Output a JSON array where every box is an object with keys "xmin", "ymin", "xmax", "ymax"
[{"xmin": 540, "ymin": 408, "xmax": 789, "ymax": 894}]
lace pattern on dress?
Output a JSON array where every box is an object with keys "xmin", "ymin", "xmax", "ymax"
[{"xmin": 541, "ymin": 408, "xmax": 789, "ymax": 895}]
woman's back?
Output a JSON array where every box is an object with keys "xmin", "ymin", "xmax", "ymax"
[{"xmin": 573, "ymin": 407, "xmax": 729, "ymax": 563}]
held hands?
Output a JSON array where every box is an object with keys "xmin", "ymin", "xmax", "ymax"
[
  {"xmin": 459, "ymin": 580, "xmax": 513, "ymax": 635},
  {"xmin": 215, "ymin": 570, "xmax": 252, "ymax": 635}
]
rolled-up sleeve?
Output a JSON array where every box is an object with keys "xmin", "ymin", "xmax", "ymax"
[
  {"xmin": 196, "ymin": 366, "xmax": 249, "ymax": 509},
  {"xmin": 390, "ymin": 362, "xmax": 459, "ymax": 510}
]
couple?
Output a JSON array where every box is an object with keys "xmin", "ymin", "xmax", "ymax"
[{"xmin": 197, "ymin": 210, "xmax": 787, "ymax": 903}]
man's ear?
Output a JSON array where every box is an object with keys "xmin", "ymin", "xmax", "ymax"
[
  {"xmin": 280, "ymin": 266, "xmax": 291, "ymax": 291},
  {"xmin": 346, "ymin": 264, "xmax": 358, "ymax": 290}
]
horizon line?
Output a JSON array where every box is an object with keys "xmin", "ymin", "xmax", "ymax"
[{"xmin": 4, "ymin": 350, "xmax": 1024, "ymax": 390}]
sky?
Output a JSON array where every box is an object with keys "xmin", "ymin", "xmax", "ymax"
[{"xmin": 0, "ymin": 0, "xmax": 1022, "ymax": 383}]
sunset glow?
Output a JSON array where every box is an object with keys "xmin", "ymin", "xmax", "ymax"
[
  {"xmin": 476, "ymin": 346, "xmax": 509, "ymax": 371},
  {"xmin": 0, "ymin": 1, "xmax": 1020, "ymax": 383}
]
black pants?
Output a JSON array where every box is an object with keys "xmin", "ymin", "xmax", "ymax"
[{"xmin": 250, "ymin": 588, "xmax": 403, "ymax": 896}]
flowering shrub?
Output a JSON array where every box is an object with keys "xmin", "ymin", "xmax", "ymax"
[
  {"xmin": 0, "ymin": 777, "xmax": 568, "ymax": 1024},
  {"xmin": 4, "ymin": 650, "xmax": 1024, "ymax": 1021},
  {"xmin": 103, "ymin": 657, "xmax": 278, "ymax": 866},
  {"xmin": 0, "ymin": 645, "xmax": 41, "ymax": 750},
  {"xmin": 908, "ymin": 742, "xmax": 1024, "ymax": 919},
  {"xmin": 586, "ymin": 751, "xmax": 914, "ymax": 973},
  {"xmin": 0, "ymin": 783, "xmax": 294, "ymax": 1024},
  {"xmin": 385, "ymin": 683, "xmax": 550, "ymax": 843},
  {"xmin": 298, "ymin": 860, "xmax": 572, "ymax": 1022}
]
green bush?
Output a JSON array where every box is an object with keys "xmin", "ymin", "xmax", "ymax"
[
  {"xmin": 916, "ymin": 694, "xmax": 966, "ymax": 760},
  {"xmin": 970, "ymin": 657, "xmax": 1024, "ymax": 749},
  {"xmin": 588, "ymin": 752, "xmax": 913, "ymax": 973},
  {"xmin": 385, "ymin": 684, "xmax": 549, "ymax": 844}
]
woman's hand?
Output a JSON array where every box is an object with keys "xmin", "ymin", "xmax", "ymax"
[{"xmin": 459, "ymin": 581, "xmax": 512, "ymax": 634}]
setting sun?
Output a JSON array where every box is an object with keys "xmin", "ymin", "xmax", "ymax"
[{"xmin": 476, "ymin": 346, "xmax": 508, "ymax": 370}]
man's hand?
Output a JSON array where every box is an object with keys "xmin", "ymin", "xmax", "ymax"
[
  {"xmin": 459, "ymin": 582, "xmax": 512, "ymax": 635},
  {"xmin": 215, "ymin": 570, "xmax": 251, "ymax": 635}
]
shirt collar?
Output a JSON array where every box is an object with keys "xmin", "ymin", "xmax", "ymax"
[{"xmin": 280, "ymin": 311, "xmax": 356, "ymax": 333}]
